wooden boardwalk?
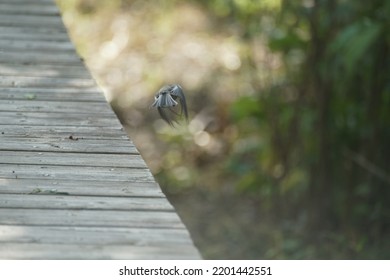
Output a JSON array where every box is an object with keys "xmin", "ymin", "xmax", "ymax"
[{"xmin": 0, "ymin": 0, "xmax": 201, "ymax": 259}]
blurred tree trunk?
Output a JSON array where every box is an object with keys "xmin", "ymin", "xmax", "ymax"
[{"xmin": 305, "ymin": 0, "xmax": 335, "ymax": 230}]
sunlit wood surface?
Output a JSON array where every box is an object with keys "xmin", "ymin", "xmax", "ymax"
[{"xmin": 0, "ymin": 0, "xmax": 200, "ymax": 259}]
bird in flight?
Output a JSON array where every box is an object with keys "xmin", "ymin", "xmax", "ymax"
[{"xmin": 151, "ymin": 84, "xmax": 188, "ymax": 126}]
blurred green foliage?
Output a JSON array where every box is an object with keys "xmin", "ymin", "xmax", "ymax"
[
  {"xmin": 57, "ymin": 0, "xmax": 390, "ymax": 258},
  {"xmin": 221, "ymin": 0, "xmax": 390, "ymax": 258}
]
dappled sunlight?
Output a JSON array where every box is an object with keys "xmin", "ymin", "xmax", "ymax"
[
  {"xmin": 58, "ymin": 0, "xmax": 274, "ymax": 109},
  {"xmin": 193, "ymin": 131, "xmax": 210, "ymax": 147},
  {"xmin": 0, "ymin": 178, "xmax": 10, "ymax": 186},
  {"xmin": 0, "ymin": 226, "xmax": 26, "ymax": 242}
]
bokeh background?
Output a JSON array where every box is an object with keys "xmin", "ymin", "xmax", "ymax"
[{"xmin": 56, "ymin": 0, "xmax": 390, "ymax": 259}]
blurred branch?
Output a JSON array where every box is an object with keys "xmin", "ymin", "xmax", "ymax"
[{"xmin": 344, "ymin": 148, "xmax": 390, "ymax": 185}]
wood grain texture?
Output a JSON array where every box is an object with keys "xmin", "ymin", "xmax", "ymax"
[
  {"xmin": 0, "ymin": 64, "xmax": 90, "ymax": 78},
  {"xmin": 0, "ymin": 243, "xmax": 200, "ymax": 260},
  {"xmin": 0, "ymin": 225, "xmax": 195, "ymax": 245},
  {"xmin": 0, "ymin": 178, "xmax": 165, "ymax": 197},
  {"xmin": 0, "ymin": 194, "xmax": 175, "ymax": 211},
  {"xmin": 0, "ymin": 0, "xmax": 201, "ymax": 260}
]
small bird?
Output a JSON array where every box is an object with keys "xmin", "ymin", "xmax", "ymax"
[{"xmin": 151, "ymin": 84, "xmax": 188, "ymax": 126}]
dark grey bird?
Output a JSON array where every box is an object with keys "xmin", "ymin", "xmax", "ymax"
[{"xmin": 151, "ymin": 84, "xmax": 188, "ymax": 126}]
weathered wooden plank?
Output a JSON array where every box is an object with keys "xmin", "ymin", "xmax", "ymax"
[
  {"xmin": 0, "ymin": 37, "xmax": 72, "ymax": 47},
  {"xmin": 0, "ymin": 194, "xmax": 174, "ymax": 211},
  {"xmin": 0, "ymin": 39, "xmax": 74, "ymax": 52},
  {"xmin": 0, "ymin": 100, "xmax": 112, "ymax": 114},
  {"xmin": 0, "ymin": 4, "xmax": 60, "ymax": 16},
  {"xmin": 0, "ymin": 225, "xmax": 194, "ymax": 245},
  {"xmin": 1, "ymin": 88, "xmax": 105, "ymax": 101},
  {"xmin": 0, "ymin": 208, "xmax": 185, "ymax": 228},
  {"xmin": 2, "ymin": 90, "xmax": 105, "ymax": 102},
  {"xmin": 0, "ymin": 76, "xmax": 96, "ymax": 88},
  {"xmin": 0, "ymin": 179, "xmax": 165, "ymax": 197},
  {"xmin": 0, "ymin": 138, "xmax": 139, "ymax": 154},
  {"xmin": 0, "ymin": 64, "xmax": 90, "ymax": 78},
  {"xmin": 0, "ymin": 243, "xmax": 200, "ymax": 260},
  {"xmin": 0, "ymin": 14, "xmax": 65, "ymax": 29},
  {"xmin": 0, "ymin": 36, "xmax": 75, "ymax": 47},
  {"xmin": 0, "ymin": 151, "xmax": 147, "ymax": 168},
  {"xmin": 0, "ymin": 0, "xmax": 55, "ymax": 4},
  {"xmin": 0, "ymin": 40, "xmax": 74, "ymax": 51},
  {"xmin": 0, "ymin": 125, "xmax": 125, "ymax": 139},
  {"xmin": 0, "ymin": 164, "xmax": 154, "ymax": 182},
  {"xmin": 0, "ymin": 26, "xmax": 68, "ymax": 41},
  {"xmin": 0, "ymin": 51, "xmax": 83, "ymax": 66},
  {"xmin": 0, "ymin": 112, "xmax": 119, "ymax": 127}
]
